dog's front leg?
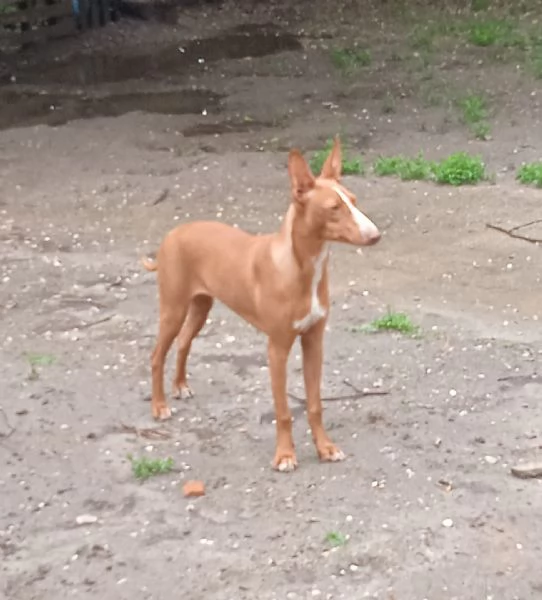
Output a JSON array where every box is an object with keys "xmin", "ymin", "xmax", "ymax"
[
  {"xmin": 301, "ymin": 322, "xmax": 345, "ymax": 463},
  {"xmin": 268, "ymin": 337, "xmax": 297, "ymax": 472}
]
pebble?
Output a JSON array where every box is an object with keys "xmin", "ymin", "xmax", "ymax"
[
  {"xmin": 510, "ymin": 462, "xmax": 542, "ymax": 479},
  {"xmin": 75, "ymin": 514, "xmax": 98, "ymax": 525},
  {"xmin": 484, "ymin": 455, "xmax": 499, "ymax": 465},
  {"xmin": 442, "ymin": 518, "xmax": 454, "ymax": 528}
]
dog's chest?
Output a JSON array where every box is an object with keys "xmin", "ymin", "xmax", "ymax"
[{"xmin": 293, "ymin": 246, "xmax": 328, "ymax": 333}]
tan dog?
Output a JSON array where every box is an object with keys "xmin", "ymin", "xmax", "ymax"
[{"xmin": 143, "ymin": 138, "xmax": 381, "ymax": 471}]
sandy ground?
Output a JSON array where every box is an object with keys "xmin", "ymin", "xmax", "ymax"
[{"xmin": 1, "ymin": 1, "xmax": 542, "ymax": 599}]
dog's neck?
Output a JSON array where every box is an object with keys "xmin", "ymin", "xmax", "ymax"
[{"xmin": 283, "ymin": 203, "xmax": 327, "ymax": 269}]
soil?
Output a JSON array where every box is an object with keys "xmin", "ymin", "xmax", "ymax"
[{"xmin": 1, "ymin": 1, "xmax": 541, "ymax": 599}]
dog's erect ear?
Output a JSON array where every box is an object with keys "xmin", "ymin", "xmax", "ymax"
[
  {"xmin": 320, "ymin": 136, "xmax": 342, "ymax": 181},
  {"xmin": 288, "ymin": 149, "xmax": 315, "ymax": 203}
]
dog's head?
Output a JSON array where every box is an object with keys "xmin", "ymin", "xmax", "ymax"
[{"xmin": 288, "ymin": 137, "xmax": 381, "ymax": 247}]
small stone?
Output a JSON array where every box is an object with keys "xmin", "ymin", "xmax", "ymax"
[
  {"xmin": 183, "ymin": 480, "xmax": 206, "ymax": 498},
  {"xmin": 75, "ymin": 514, "xmax": 98, "ymax": 525},
  {"xmin": 484, "ymin": 455, "xmax": 499, "ymax": 465},
  {"xmin": 442, "ymin": 518, "xmax": 454, "ymax": 528},
  {"xmin": 510, "ymin": 462, "xmax": 542, "ymax": 479}
]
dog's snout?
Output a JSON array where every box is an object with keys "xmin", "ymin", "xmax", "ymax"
[{"xmin": 367, "ymin": 229, "xmax": 381, "ymax": 245}]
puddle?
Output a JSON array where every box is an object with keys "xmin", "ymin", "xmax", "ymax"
[
  {"xmin": 14, "ymin": 23, "xmax": 302, "ymax": 86},
  {"xmin": 0, "ymin": 88, "xmax": 222, "ymax": 130},
  {"xmin": 182, "ymin": 118, "xmax": 284, "ymax": 137}
]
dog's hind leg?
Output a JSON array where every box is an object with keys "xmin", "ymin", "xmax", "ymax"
[
  {"xmin": 173, "ymin": 294, "xmax": 214, "ymax": 399},
  {"xmin": 151, "ymin": 301, "xmax": 189, "ymax": 421}
]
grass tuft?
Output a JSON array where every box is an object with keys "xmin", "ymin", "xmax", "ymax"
[
  {"xmin": 467, "ymin": 19, "xmax": 512, "ymax": 47},
  {"xmin": 128, "ymin": 455, "xmax": 175, "ymax": 481},
  {"xmin": 310, "ymin": 139, "xmax": 364, "ymax": 176},
  {"xmin": 330, "ymin": 47, "xmax": 371, "ymax": 74},
  {"xmin": 25, "ymin": 352, "xmax": 56, "ymax": 380},
  {"xmin": 325, "ymin": 531, "xmax": 348, "ymax": 548},
  {"xmin": 457, "ymin": 93, "xmax": 491, "ymax": 140},
  {"xmin": 373, "ymin": 154, "xmax": 435, "ymax": 181},
  {"xmin": 433, "ymin": 152, "xmax": 485, "ymax": 185},
  {"xmin": 354, "ymin": 311, "xmax": 419, "ymax": 336},
  {"xmin": 517, "ymin": 162, "xmax": 542, "ymax": 187},
  {"xmin": 374, "ymin": 152, "xmax": 485, "ymax": 186}
]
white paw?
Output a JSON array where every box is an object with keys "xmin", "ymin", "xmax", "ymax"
[
  {"xmin": 174, "ymin": 385, "xmax": 194, "ymax": 400},
  {"xmin": 275, "ymin": 458, "xmax": 297, "ymax": 472},
  {"xmin": 329, "ymin": 450, "xmax": 346, "ymax": 462}
]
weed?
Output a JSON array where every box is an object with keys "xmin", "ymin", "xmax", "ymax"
[
  {"xmin": 25, "ymin": 352, "xmax": 55, "ymax": 380},
  {"xmin": 26, "ymin": 353, "xmax": 56, "ymax": 367},
  {"xmin": 381, "ymin": 94, "xmax": 396, "ymax": 114},
  {"xmin": 330, "ymin": 47, "xmax": 371, "ymax": 74},
  {"xmin": 128, "ymin": 454, "xmax": 175, "ymax": 480},
  {"xmin": 325, "ymin": 531, "xmax": 348, "ymax": 547},
  {"xmin": 517, "ymin": 162, "xmax": 542, "ymax": 187},
  {"xmin": 373, "ymin": 155, "xmax": 405, "ymax": 177},
  {"xmin": 473, "ymin": 122, "xmax": 491, "ymax": 140},
  {"xmin": 433, "ymin": 152, "xmax": 485, "ymax": 185},
  {"xmin": 527, "ymin": 47, "xmax": 542, "ymax": 78},
  {"xmin": 467, "ymin": 19, "xmax": 514, "ymax": 46},
  {"xmin": 471, "ymin": 0, "xmax": 490, "ymax": 12},
  {"xmin": 0, "ymin": 3, "xmax": 17, "ymax": 14},
  {"xmin": 458, "ymin": 94, "xmax": 487, "ymax": 124},
  {"xmin": 361, "ymin": 311, "xmax": 420, "ymax": 335},
  {"xmin": 310, "ymin": 139, "xmax": 364, "ymax": 176},
  {"xmin": 457, "ymin": 93, "xmax": 491, "ymax": 140},
  {"xmin": 373, "ymin": 154, "xmax": 435, "ymax": 181}
]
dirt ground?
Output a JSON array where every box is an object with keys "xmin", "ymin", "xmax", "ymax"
[{"xmin": 1, "ymin": 1, "xmax": 541, "ymax": 598}]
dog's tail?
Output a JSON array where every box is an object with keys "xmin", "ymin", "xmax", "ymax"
[{"xmin": 141, "ymin": 256, "xmax": 158, "ymax": 272}]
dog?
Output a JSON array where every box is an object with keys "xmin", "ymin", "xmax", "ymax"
[{"xmin": 143, "ymin": 137, "xmax": 381, "ymax": 471}]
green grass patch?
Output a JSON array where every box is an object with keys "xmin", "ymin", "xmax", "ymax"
[
  {"xmin": 330, "ymin": 47, "xmax": 371, "ymax": 74},
  {"xmin": 374, "ymin": 151, "xmax": 485, "ymax": 186},
  {"xmin": 457, "ymin": 93, "xmax": 491, "ymax": 140},
  {"xmin": 517, "ymin": 162, "xmax": 542, "ymax": 187},
  {"xmin": 471, "ymin": 0, "xmax": 491, "ymax": 12},
  {"xmin": 26, "ymin": 353, "xmax": 56, "ymax": 367},
  {"xmin": 433, "ymin": 152, "xmax": 486, "ymax": 185},
  {"xmin": 324, "ymin": 531, "xmax": 348, "ymax": 548},
  {"xmin": 25, "ymin": 352, "xmax": 56, "ymax": 380},
  {"xmin": 373, "ymin": 153, "xmax": 435, "ymax": 181},
  {"xmin": 310, "ymin": 139, "xmax": 364, "ymax": 176},
  {"xmin": 527, "ymin": 46, "xmax": 542, "ymax": 78},
  {"xmin": 361, "ymin": 311, "xmax": 420, "ymax": 335},
  {"xmin": 467, "ymin": 19, "xmax": 515, "ymax": 47},
  {"xmin": 128, "ymin": 454, "xmax": 175, "ymax": 481},
  {"xmin": 458, "ymin": 93, "xmax": 487, "ymax": 124}
]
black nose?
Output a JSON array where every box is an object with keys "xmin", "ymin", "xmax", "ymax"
[{"xmin": 368, "ymin": 230, "xmax": 381, "ymax": 245}]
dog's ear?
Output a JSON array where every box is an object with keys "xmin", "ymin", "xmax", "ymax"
[
  {"xmin": 320, "ymin": 136, "xmax": 342, "ymax": 181},
  {"xmin": 288, "ymin": 149, "xmax": 315, "ymax": 203}
]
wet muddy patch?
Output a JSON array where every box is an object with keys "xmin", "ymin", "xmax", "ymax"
[
  {"xmin": 0, "ymin": 88, "xmax": 222, "ymax": 129},
  {"xmin": 182, "ymin": 116, "xmax": 287, "ymax": 137},
  {"xmin": 11, "ymin": 23, "xmax": 302, "ymax": 86}
]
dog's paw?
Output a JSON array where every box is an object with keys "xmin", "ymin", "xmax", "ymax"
[
  {"xmin": 273, "ymin": 451, "xmax": 298, "ymax": 473},
  {"xmin": 173, "ymin": 384, "xmax": 194, "ymax": 400},
  {"xmin": 318, "ymin": 443, "xmax": 346, "ymax": 463},
  {"xmin": 152, "ymin": 404, "xmax": 172, "ymax": 421}
]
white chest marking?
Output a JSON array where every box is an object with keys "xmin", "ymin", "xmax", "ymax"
[
  {"xmin": 332, "ymin": 185, "xmax": 380, "ymax": 239},
  {"xmin": 293, "ymin": 245, "xmax": 329, "ymax": 332}
]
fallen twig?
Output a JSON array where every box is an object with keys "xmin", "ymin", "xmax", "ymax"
[
  {"xmin": 486, "ymin": 220, "xmax": 542, "ymax": 245},
  {"xmin": 288, "ymin": 380, "xmax": 390, "ymax": 405},
  {"xmin": 0, "ymin": 408, "xmax": 15, "ymax": 439},
  {"xmin": 78, "ymin": 315, "xmax": 114, "ymax": 330},
  {"xmin": 117, "ymin": 423, "xmax": 172, "ymax": 440},
  {"xmin": 152, "ymin": 188, "xmax": 170, "ymax": 206}
]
